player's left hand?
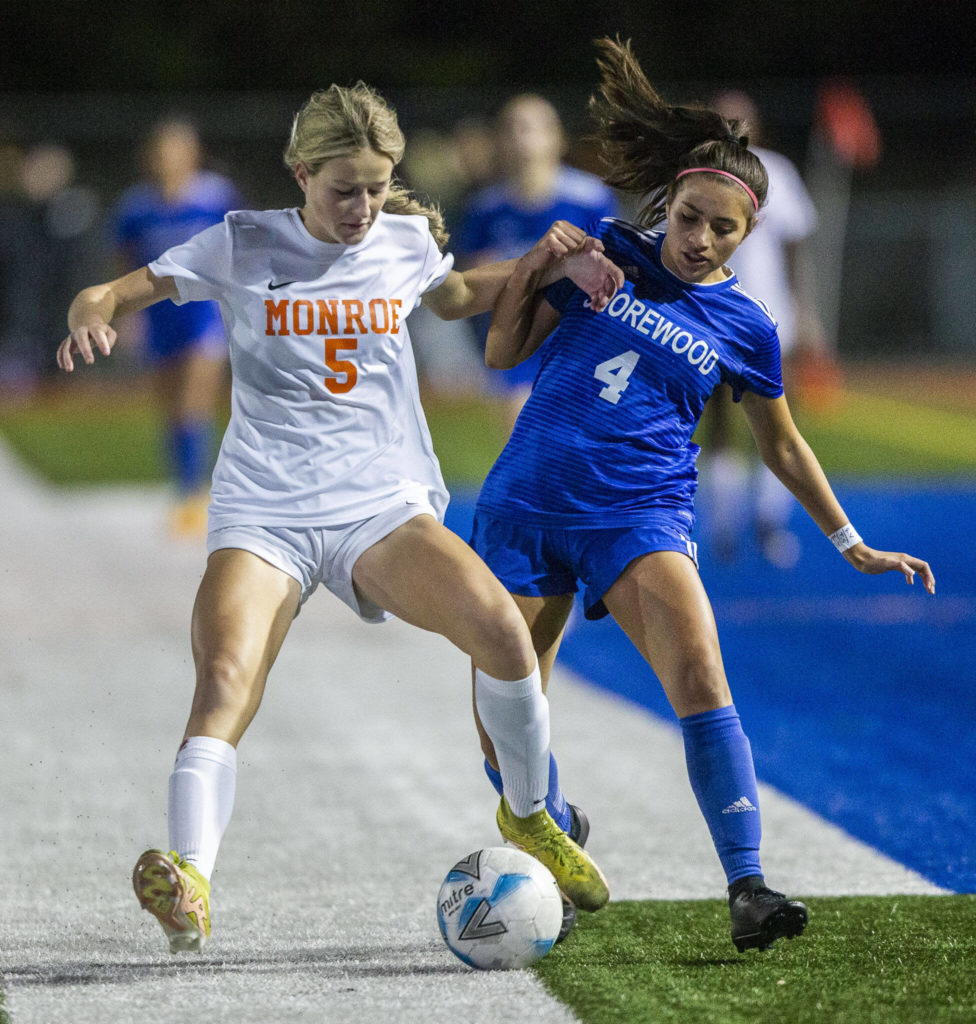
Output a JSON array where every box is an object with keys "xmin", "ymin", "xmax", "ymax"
[
  {"xmin": 526, "ymin": 220, "xmax": 624, "ymax": 312},
  {"xmin": 844, "ymin": 544, "xmax": 936, "ymax": 594}
]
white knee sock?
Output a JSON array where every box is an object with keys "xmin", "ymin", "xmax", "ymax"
[
  {"xmin": 703, "ymin": 450, "xmax": 750, "ymax": 547},
  {"xmin": 168, "ymin": 736, "xmax": 237, "ymax": 881},
  {"xmin": 474, "ymin": 663, "xmax": 550, "ymax": 818},
  {"xmin": 755, "ymin": 462, "xmax": 795, "ymax": 528}
]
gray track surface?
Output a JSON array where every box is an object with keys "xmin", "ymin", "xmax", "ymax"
[{"xmin": 0, "ymin": 442, "xmax": 943, "ymax": 1023}]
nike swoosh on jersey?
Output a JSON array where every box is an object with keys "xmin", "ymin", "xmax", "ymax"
[{"xmin": 268, "ymin": 280, "xmax": 296, "ymax": 290}]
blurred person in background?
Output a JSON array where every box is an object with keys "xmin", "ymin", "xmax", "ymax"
[
  {"xmin": 454, "ymin": 93, "xmax": 619, "ymax": 431},
  {"xmin": 0, "ymin": 132, "xmax": 42, "ymax": 398},
  {"xmin": 113, "ymin": 117, "xmax": 242, "ymax": 537},
  {"xmin": 400, "ymin": 124, "xmax": 492, "ymax": 397},
  {"xmin": 449, "ymin": 116, "xmax": 496, "ymax": 214},
  {"xmin": 697, "ymin": 90, "xmax": 830, "ymax": 567},
  {"xmin": 21, "ymin": 143, "xmax": 104, "ymax": 382}
]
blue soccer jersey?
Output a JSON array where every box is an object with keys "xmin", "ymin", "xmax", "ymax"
[
  {"xmin": 476, "ymin": 218, "xmax": 784, "ymax": 530},
  {"xmin": 114, "ymin": 171, "xmax": 241, "ymax": 357},
  {"xmin": 456, "ymin": 167, "xmax": 619, "ymax": 262},
  {"xmin": 455, "ymin": 167, "xmax": 619, "ymax": 390}
]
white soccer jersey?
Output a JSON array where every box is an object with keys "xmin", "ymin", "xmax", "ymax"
[
  {"xmin": 726, "ymin": 146, "xmax": 818, "ymax": 352},
  {"xmin": 149, "ymin": 208, "xmax": 453, "ymax": 528}
]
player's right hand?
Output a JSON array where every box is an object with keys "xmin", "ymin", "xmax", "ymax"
[
  {"xmin": 561, "ymin": 239, "xmax": 624, "ymax": 313},
  {"xmin": 844, "ymin": 544, "xmax": 936, "ymax": 595},
  {"xmin": 57, "ymin": 322, "xmax": 117, "ymax": 372}
]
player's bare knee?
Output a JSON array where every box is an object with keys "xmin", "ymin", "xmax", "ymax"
[
  {"xmin": 670, "ymin": 653, "xmax": 730, "ymax": 715},
  {"xmin": 469, "ymin": 598, "xmax": 535, "ymax": 678},
  {"xmin": 193, "ymin": 652, "xmax": 261, "ymax": 716}
]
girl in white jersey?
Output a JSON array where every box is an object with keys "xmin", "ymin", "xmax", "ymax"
[
  {"xmin": 56, "ymin": 82, "xmax": 623, "ymax": 953},
  {"xmin": 473, "ymin": 38, "xmax": 935, "ymax": 952}
]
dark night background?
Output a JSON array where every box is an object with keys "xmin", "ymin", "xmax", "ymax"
[
  {"xmin": 5, "ymin": 3, "xmax": 976, "ymax": 191},
  {"xmin": 2, "ymin": 2, "xmax": 973, "ymax": 92},
  {"xmin": 3, "ymin": 1, "xmax": 976, "ymax": 360}
]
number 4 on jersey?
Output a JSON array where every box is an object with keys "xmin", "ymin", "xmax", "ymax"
[{"xmin": 594, "ymin": 350, "xmax": 639, "ymax": 404}]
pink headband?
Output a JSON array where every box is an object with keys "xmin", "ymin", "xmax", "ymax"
[{"xmin": 674, "ymin": 167, "xmax": 759, "ymax": 212}]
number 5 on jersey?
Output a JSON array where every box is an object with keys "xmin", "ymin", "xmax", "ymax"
[
  {"xmin": 325, "ymin": 338, "xmax": 357, "ymax": 394},
  {"xmin": 594, "ymin": 350, "xmax": 639, "ymax": 404}
]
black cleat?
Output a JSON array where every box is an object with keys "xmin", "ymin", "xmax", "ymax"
[
  {"xmin": 556, "ymin": 804, "xmax": 591, "ymax": 943},
  {"xmin": 556, "ymin": 897, "xmax": 577, "ymax": 942},
  {"xmin": 568, "ymin": 804, "xmax": 590, "ymax": 847},
  {"xmin": 729, "ymin": 875, "xmax": 808, "ymax": 952}
]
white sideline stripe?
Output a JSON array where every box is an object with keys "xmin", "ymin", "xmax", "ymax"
[{"xmin": 0, "ymin": 439, "xmax": 943, "ymax": 1024}]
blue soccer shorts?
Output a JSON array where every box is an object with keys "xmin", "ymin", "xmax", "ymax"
[{"xmin": 470, "ymin": 509, "xmax": 699, "ymax": 620}]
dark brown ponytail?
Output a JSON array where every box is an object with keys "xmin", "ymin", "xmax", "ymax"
[{"xmin": 589, "ymin": 37, "xmax": 768, "ymax": 225}]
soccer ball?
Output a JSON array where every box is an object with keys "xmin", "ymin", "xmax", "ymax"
[{"xmin": 436, "ymin": 846, "xmax": 563, "ymax": 970}]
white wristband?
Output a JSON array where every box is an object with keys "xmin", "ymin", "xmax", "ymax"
[{"xmin": 828, "ymin": 523, "xmax": 862, "ymax": 552}]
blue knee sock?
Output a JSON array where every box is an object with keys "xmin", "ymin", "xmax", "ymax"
[
  {"xmin": 484, "ymin": 754, "xmax": 571, "ymax": 833},
  {"xmin": 545, "ymin": 753, "xmax": 570, "ymax": 832},
  {"xmin": 680, "ymin": 705, "xmax": 763, "ymax": 885},
  {"xmin": 484, "ymin": 757, "xmax": 504, "ymax": 797},
  {"xmin": 169, "ymin": 420, "xmax": 213, "ymax": 494}
]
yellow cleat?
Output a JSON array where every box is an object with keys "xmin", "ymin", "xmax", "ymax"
[
  {"xmin": 496, "ymin": 796, "xmax": 610, "ymax": 912},
  {"xmin": 132, "ymin": 849, "xmax": 211, "ymax": 953}
]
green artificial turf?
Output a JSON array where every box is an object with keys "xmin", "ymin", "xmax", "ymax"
[
  {"xmin": 0, "ymin": 389, "xmax": 511, "ymax": 487},
  {"xmin": 0, "ymin": 381, "xmax": 973, "ymax": 487},
  {"xmin": 535, "ymin": 895, "xmax": 976, "ymax": 1024},
  {"xmin": 0, "ymin": 398, "xmax": 168, "ymax": 484},
  {"xmin": 790, "ymin": 392, "xmax": 976, "ymax": 477}
]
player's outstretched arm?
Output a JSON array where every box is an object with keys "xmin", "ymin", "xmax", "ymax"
[
  {"xmin": 482, "ymin": 221, "xmax": 624, "ymax": 370},
  {"xmin": 484, "ymin": 254, "xmax": 560, "ymax": 371},
  {"xmin": 741, "ymin": 391, "xmax": 936, "ymax": 594},
  {"xmin": 422, "ymin": 220, "xmax": 622, "ymax": 323},
  {"xmin": 57, "ymin": 267, "xmax": 178, "ymax": 371},
  {"xmin": 534, "ymin": 221, "xmax": 623, "ymax": 311}
]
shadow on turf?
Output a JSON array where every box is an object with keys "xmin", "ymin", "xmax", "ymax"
[{"xmin": 2, "ymin": 944, "xmax": 466, "ymax": 988}]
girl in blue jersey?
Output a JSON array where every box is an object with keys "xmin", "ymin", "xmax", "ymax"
[
  {"xmin": 471, "ymin": 37, "xmax": 935, "ymax": 952},
  {"xmin": 454, "ymin": 94, "xmax": 619, "ymax": 431},
  {"xmin": 114, "ymin": 118, "xmax": 242, "ymax": 536}
]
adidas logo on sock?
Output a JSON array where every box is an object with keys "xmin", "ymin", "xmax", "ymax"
[{"xmin": 722, "ymin": 796, "xmax": 757, "ymax": 814}]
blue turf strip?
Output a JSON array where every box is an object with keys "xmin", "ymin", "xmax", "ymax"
[{"xmin": 445, "ymin": 483, "xmax": 976, "ymax": 893}]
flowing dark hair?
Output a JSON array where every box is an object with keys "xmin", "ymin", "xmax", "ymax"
[{"xmin": 589, "ymin": 37, "xmax": 768, "ymax": 226}]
